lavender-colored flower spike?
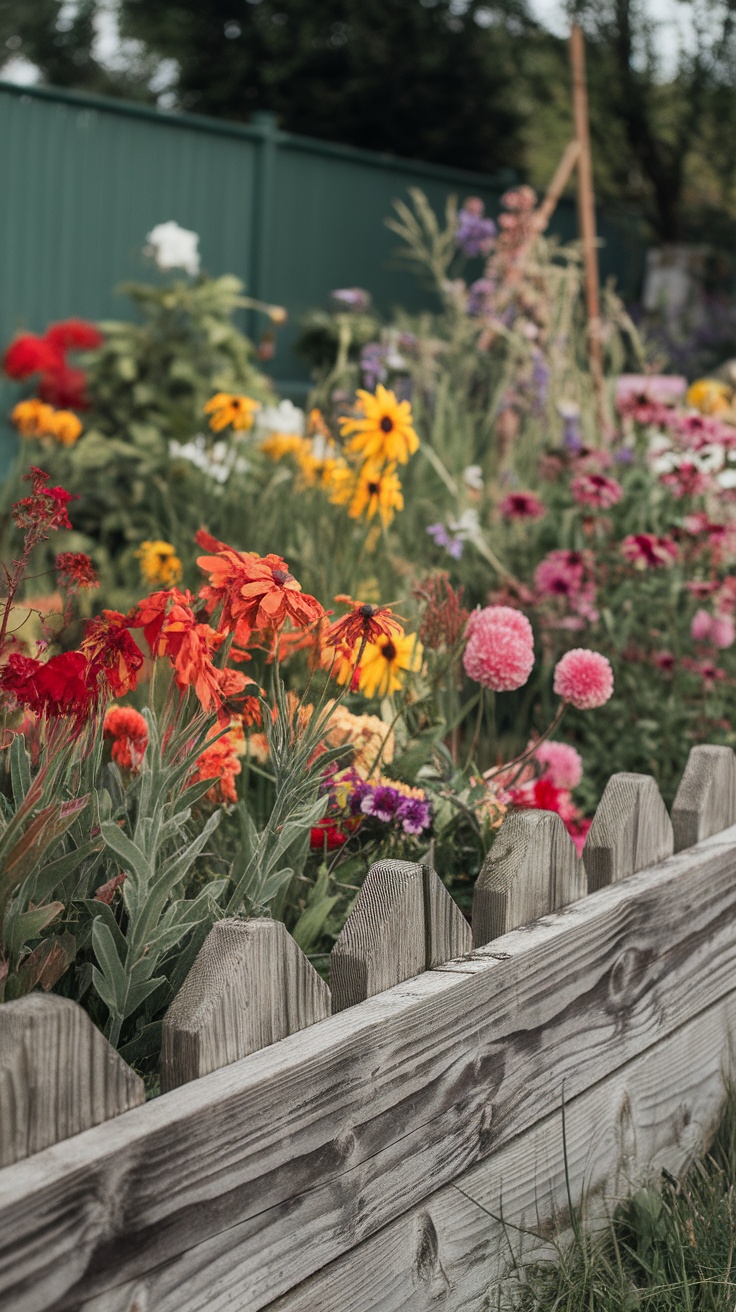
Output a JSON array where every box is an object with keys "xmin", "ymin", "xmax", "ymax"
[{"xmin": 456, "ymin": 199, "xmax": 497, "ymax": 258}]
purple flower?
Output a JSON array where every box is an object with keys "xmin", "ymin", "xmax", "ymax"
[
  {"xmin": 530, "ymin": 349, "xmax": 550, "ymax": 414},
  {"xmin": 427, "ymin": 523, "xmax": 464, "ymax": 560},
  {"xmin": 398, "ymin": 797, "xmax": 432, "ymax": 835},
  {"xmin": 361, "ymin": 786, "xmax": 402, "ymax": 822},
  {"xmin": 331, "ymin": 287, "xmax": 371, "ymax": 312},
  {"xmin": 456, "ymin": 200, "xmax": 497, "ymax": 259},
  {"xmin": 361, "ymin": 342, "xmax": 388, "ymax": 389},
  {"xmin": 614, "ymin": 446, "xmax": 635, "ymax": 464},
  {"xmin": 467, "ymin": 277, "xmax": 496, "ymax": 316}
]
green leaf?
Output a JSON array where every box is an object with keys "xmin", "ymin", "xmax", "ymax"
[
  {"xmin": 5, "ymin": 901, "xmax": 64, "ymax": 955},
  {"xmin": 91, "ymin": 917, "xmax": 129, "ymax": 1019},
  {"xmin": 9, "ymin": 734, "xmax": 31, "ymax": 808},
  {"xmin": 99, "ymin": 822, "xmax": 150, "ymax": 883}
]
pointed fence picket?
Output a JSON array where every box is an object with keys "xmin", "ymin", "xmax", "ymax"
[{"xmin": 2, "ymin": 743, "xmax": 736, "ymax": 1312}]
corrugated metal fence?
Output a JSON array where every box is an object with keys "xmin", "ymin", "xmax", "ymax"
[{"xmin": 0, "ymin": 79, "xmax": 646, "ymax": 472}]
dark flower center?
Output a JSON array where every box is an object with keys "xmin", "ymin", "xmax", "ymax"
[
  {"xmin": 382, "ymin": 640, "xmax": 397, "ymax": 661},
  {"xmin": 271, "ymin": 568, "xmax": 291, "ymax": 585},
  {"xmin": 380, "ymin": 415, "xmax": 394, "ymax": 433},
  {"xmin": 367, "ymin": 481, "xmax": 380, "ymax": 495},
  {"xmin": 359, "ymin": 604, "xmax": 376, "ymax": 618}
]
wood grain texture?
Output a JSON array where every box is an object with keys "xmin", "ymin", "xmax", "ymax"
[
  {"xmin": 266, "ymin": 990, "xmax": 736, "ymax": 1312},
  {"xmin": 3, "ymin": 824, "xmax": 736, "ymax": 1312},
  {"xmin": 584, "ymin": 772, "xmax": 673, "ymax": 893},
  {"xmin": 672, "ymin": 745, "xmax": 736, "ymax": 853},
  {"xmin": 472, "ymin": 809, "xmax": 585, "ymax": 946},
  {"xmin": 161, "ymin": 918, "xmax": 331, "ymax": 1091},
  {"xmin": 330, "ymin": 859, "xmax": 471, "ymax": 1011},
  {"xmin": 0, "ymin": 994, "xmax": 144, "ymax": 1169}
]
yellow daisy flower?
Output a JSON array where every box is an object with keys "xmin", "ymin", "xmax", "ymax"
[
  {"xmin": 46, "ymin": 410, "xmax": 83, "ymax": 446},
  {"xmin": 11, "ymin": 398, "xmax": 56, "ymax": 438},
  {"xmin": 260, "ymin": 432, "xmax": 310, "ymax": 461},
  {"xmin": 204, "ymin": 392, "xmax": 261, "ymax": 432},
  {"xmin": 358, "ymin": 629, "xmax": 423, "ymax": 699},
  {"xmin": 329, "ymin": 460, "xmax": 404, "ymax": 527},
  {"xmin": 686, "ymin": 379, "xmax": 731, "ymax": 416},
  {"xmin": 135, "ymin": 540, "xmax": 183, "ymax": 587},
  {"xmin": 339, "ymin": 385, "xmax": 419, "ymax": 465}
]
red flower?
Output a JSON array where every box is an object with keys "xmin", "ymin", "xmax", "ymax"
[
  {"xmin": 3, "ymin": 334, "xmax": 62, "ymax": 380},
  {"xmin": 0, "ymin": 651, "xmax": 95, "ymax": 722},
  {"xmin": 56, "ymin": 552, "xmax": 99, "ymax": 591},
  {"xmin": 39, "ymin": 365, "xmax": 89, "ymax": 410},
  {"xmin": 12, "ymin": 468, "xmax": 75, "ymax": 536},
  {"xmin": 193, "ymin": 727, "xmax": 242, "ymax": 805},
  {"xmin": 104, "ymin": 705, "xmax": 148, "ymax": 771},
  {"xmin": 326, "ymin": 596, "xmax": 403, "ymax": 656},
  {"xmin": 310, "ymin": 818, "xmax": 349, "ymax": 850},
  {"xmin": 44, "ymin": 319, "xmax": 103, "ymax": 352},
  {"xmin": 81, "ymin": 611, "xmax": 145, "ymax": 698}
]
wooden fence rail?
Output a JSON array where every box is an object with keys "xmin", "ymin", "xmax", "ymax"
[{"xmin": 1, "ymin": 744, "xmax": 736, "ymax": 1310}]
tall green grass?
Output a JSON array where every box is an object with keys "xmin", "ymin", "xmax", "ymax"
[{"xmin": 495, "ymin": 1086, "xmax": 736, "ymax": 1310}]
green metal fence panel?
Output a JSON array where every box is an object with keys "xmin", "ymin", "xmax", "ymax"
[{"xmin": 0, "ymin": 80, "xmax": 646, "ymax": 475}]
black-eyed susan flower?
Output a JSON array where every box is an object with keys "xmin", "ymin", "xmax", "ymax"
[
  {"xmin": 260, "ymin": 432, "xmax": 310, "ymax": 461},
  {"xmin": 358, "ymin": 629, "xmax": 424, "ymax": 699},
  {"xmin": 135, "ymin": 539, "xmax": 183, "ymax": 587},
  {"xmin": 329, "ymin": 460, "xmax": 404, "ymax": 527},
  {"xmin": 204, "ymin": 392, "xmax": 261, "ymax": 432},
  {"xmin": 338, "ymin": 385, "xmax": 419, "ymax": 465}
]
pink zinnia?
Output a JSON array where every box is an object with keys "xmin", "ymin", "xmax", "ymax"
[
  {"xmin": 499, "ymin": 491, "xmax": 547, "ymax": 521},
  {"xmin": 692, "ymin": 610, "xmax": 735, "ymax": 649},
  {"xmin": 534, "ymin": 740, "xmax": 583, "ymax": 790},
  {"xmin": 653, "ymin": 650, "xmax": 675, "ymax": 672},
  {"xmin": 463, "ymin": 608, "xmax": 535, "ymax": 692},
  {"xmin": 570, "ymin": 472, "xmax": 623, "ymax": 510},
  {"xmin": 621, "ymin": 533, "xmax": 678, "ymax": 568},
  {"xmin": 659, "ymin": 463, "xmax": 710, "ymax": 499},
  {"xmin": 553, "ymin": 649, "xmax": 614, "ymax": 710},
  {"xmin": 691, "ymin": 609, "xmax": 713, "ymax": 641},
  {"xmin": 615, "ymin": 374, "xmax": 686, "ymax": 426}
]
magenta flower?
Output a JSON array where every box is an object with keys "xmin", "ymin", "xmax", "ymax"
[
  {"xmin": 499, "ymin": 491, "xmax": 547, "ymax": 521},
  {"xmin": 534, "ymin": 550, "xmax": 586, "ymax": 598},
  {"xmin": 553, "ymin": 649, "xmax": 614, "ymax": 710},
  {"xmin": 615, "ymin": 375, "xmax": 686, "ymax": 426},
  {"xmin": 621, "ymin": 533, "xmax": 678, "ymax": 568},
  {"xmin": 570, "ymin": 472, "xmax": 623, "ymax": 510}
]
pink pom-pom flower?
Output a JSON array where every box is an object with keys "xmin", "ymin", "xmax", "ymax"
[
  {"xmin": 691, "ymin": 608, "xmax": 713, "ymax": 641},
  {"xmin": 553, "ymin": 648, "xmax": 614, "ymax": 710},
  {"xmin": 463, "ymin": 606, "xmax": 535, "ymax": 692},
  {"xmin": 534, "ymin": 740, "xmax": 583, "ymax": 790}
]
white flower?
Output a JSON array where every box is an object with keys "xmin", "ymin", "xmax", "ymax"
[
  {"xmin": 718, "ymin": 468, "xmax": 736, "ymax": 489},
  {"xmin": 145, "ymin": 221, "xmax": 200, "ymax": 276},
  {"xmin": 462, "ymin": 464, "xmax": 484, "ymax": 492},
  {"xmin": 448, "ymin": 508, "xmax": 481, "ymax": 540},
  {"xmin": 255, "ymin": 400, "xmax": 305, "ymax": 436}
]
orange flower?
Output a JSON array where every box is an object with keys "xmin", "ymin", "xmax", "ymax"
[
  {"xmin": 81, "ymin": 611, "xmax": 145, "ymax": 698},
  {"xmin": 326, "ymin": 596, "xmax": 403, "ymax": 657},
  {"xmin": 129, "ymin": 587, "xmax": 249, "ymax": 717},
  {"xmin": 196, "ymin": 546, "xmax": 325, "ymax": 644},
  {"xmin": 104, "ymin": 705, "xmax": 148, "ymax": 771},
  {"xmin": 193, "ymin": 724, "xmax": 242, "ymax": 805}
]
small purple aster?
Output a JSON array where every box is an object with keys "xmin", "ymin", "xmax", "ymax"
[
  {"xmin": 331, "ymin": 287, "xmax": 371, "ymax": 312},
  {"xmin": 398, "ymin": 797, "xmax": 432, "ymax": 835},
  {"xmin": 456, "ymin": 200, "xmax": 497, "ymax": 258},
  {"xmin": 361, "ymin": 786, "xmax": 402, "ymax": 822},
  {"xmin": 427, "ymin": 523, "xmax": 463, "ymax": 560}
]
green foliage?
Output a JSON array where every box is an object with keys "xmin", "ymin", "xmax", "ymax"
[{"xmin": 503, "ymin": 1085, "xmax": 736, "ymax": 1310}]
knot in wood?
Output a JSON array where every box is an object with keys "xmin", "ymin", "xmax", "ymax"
[{"xmin": 607, "ymin": 946, "xmax": 653, "ymax": 1014}]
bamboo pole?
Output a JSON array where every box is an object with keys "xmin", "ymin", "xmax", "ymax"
[{"xmin": 570, "ymin": 23, "xmax": 607, "ymax": 440}]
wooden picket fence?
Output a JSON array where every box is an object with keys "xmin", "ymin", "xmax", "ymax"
[{"xmin": 2, "ymin": 743, "xmax": 736, "ymax": 1311}]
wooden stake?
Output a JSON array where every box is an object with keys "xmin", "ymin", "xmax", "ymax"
[{"xmin": 570, "ymin": 23, "xmax": 607, "ymax": 439}]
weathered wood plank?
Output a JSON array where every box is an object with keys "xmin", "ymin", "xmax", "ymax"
[
  {"xmin": 266, "ymin": 990, "xmax": 736, "ymax": 1312},
  {"xmin": 161, "ymin": 919, "xmax": 331, "ymax": 1091},
  {"xmin": 0, "ymin": 994, "xmax": 144, "ymax": 1169},
  {"xmin": 3, "ymin": 825, "xmax": 736, "ymax": 1312},
  {"xmin": 331, "ymin": 860, "xmax": 471, "ymax": 1011},
  {"xmin": 583, "ymin": 772, "xmax": 673, "ymax": 893},
  {"xmin": 472, "ymin": 809, "xmax": 584, "ymax": 946},
  {"xmin": 672, "ymin": 744, "xmax": 736, "ymax": 852}
]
